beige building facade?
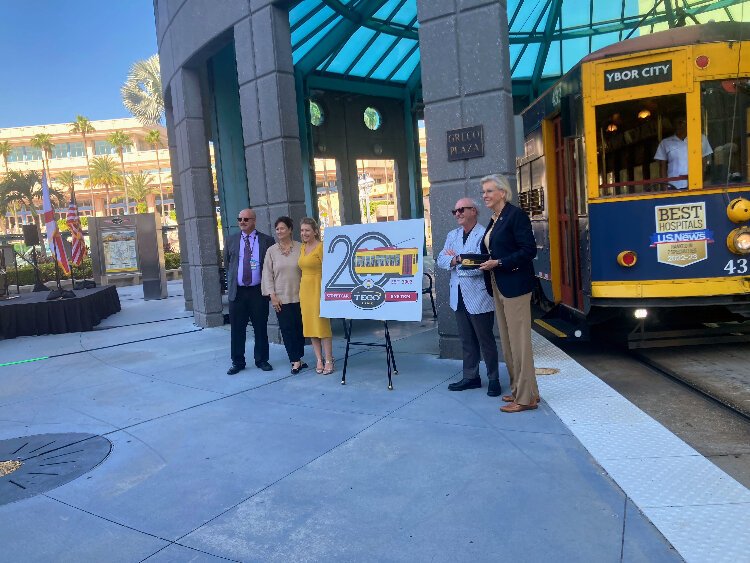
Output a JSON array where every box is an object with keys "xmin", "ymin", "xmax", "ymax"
[{"xmin": 0, "ymin": 118, "xmax": 173, "ymax": 229}]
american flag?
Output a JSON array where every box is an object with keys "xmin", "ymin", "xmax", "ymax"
[
  {"xmin": 41, "ymin": 171, "xmax": 70, "ymax": 275},
  {"xmin": 66, "ymin": 195, "xmax": 87, "ymax": 266}
]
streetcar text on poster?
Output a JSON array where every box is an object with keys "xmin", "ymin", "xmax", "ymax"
[
  {"xmin": 650, "ymin": 202, "xmax": 713, "ymax": 267},
  {"xmin": 102, "ymin": 229, "xmax": 139, "ymax": 273},
  {"xmin": 320, "ymin": 219, "xmax": 425, "ymax": 321}
]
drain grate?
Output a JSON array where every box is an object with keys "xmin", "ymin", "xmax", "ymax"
[{"xmin": 0, "ymin": 433, "xmax": 111, "ymax": 506}]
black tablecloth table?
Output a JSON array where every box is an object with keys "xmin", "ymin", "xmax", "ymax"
[{"xmin": 0, "ymin": 285, "xmax": 121, "ymax": 339}]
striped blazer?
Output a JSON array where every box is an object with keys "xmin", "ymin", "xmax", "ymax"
[{"xmin": 437, "ymin": 224, "xmax": 495, "ymax": 315}]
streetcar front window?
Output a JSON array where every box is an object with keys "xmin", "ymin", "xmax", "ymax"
[
  {"xmin": 701, "ymin": 78, "xmax": 750, "ymax": 187},
  {"xmin": 595, "ymin": 94, "xmax": 687, "ymax": 196}
]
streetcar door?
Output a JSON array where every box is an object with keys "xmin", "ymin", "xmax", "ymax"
[
  {"xmin": 402, "ymin": 253, "xmax": 413, "ymax": 276},
  {"xmin": 552, "ymin": 117, "xmax": 583, "ymax": 310}
]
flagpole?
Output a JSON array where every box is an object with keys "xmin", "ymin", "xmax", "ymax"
[
  {"xmin": 68, "ymin": 187, "xmax": 77, "ymax": 289},
  {"xmin": 41, "ymin": 170, "xmax": 75, "ymax": 300}
]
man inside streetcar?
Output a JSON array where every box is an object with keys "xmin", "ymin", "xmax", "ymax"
[{"xmin": 653, "ymin": 114, "xmax": 713, "ymax": 189}]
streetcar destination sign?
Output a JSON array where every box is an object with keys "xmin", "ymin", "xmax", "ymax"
[
  {"xmin": 604, "ymin": 60, "xmax": 672, "ymax": 90},
  {"xmin": 447, "ymin": 125, "xmax": 484, "ymax": 161}
]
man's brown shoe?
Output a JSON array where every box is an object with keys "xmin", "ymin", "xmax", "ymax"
[
  {"xmin": 501, "ymin": 395, "xmax": 515, "ymax": 403},
  {"xmin": 500, "ymin": 402, "xmax": 538, "ymax": 413}
]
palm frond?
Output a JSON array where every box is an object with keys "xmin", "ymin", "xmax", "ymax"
[
  {"xmin": 121, "ymin": 54, "xmax": 164, "ymax": 126},
  {"xmin": 127, "ymin": 171, "xmax": 155, "ymax": 203}
]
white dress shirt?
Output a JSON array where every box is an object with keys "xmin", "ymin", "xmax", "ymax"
[{"xmin": 654, "ymin": 134, "xmax": 713, "ymax": 189}]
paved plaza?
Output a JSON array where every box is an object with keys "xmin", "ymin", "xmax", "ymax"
[{"xmin": 1, "ymin": 282, "xmax": 748, "ymax": 562}]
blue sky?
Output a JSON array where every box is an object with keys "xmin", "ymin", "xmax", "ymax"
[{"xmin": 0, "ymin": 0, "xmax": 158, "ymax": 129}]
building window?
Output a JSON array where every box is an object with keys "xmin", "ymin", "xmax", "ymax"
[
  {"xmin": 50, "ymin": 142, "xmax": 85, "ymax": 159},
  {"xmin": 69, "ymin": 142, "xmax": 85, "ymax": 157},
  {"xmin": 95, "ymin": 141, "xmax": 115, "ymax": 155},
  {"xmin": 7, "ymin": 146, "xmax": 42, "ymax": 162},
  {"xmin": 51, "ymin": 143, "xmax": 68, "ymax": 159},
  {"xmin": 8, "ymin": 147, "xmax": 24, "ymax": 162},
  {"xmin": 364, "ymin": 107, "xmax": 382, "ymax": 131},
  {"xmin": 310, "ymin": 100, "xmax": 324, "ymax": 127}
]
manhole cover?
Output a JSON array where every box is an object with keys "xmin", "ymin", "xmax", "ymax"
[
  {"xmin": 0, "ymin": 433, "xmax": 111, "ymax": 506},
  {"xmin": 535, "ymin": 367, "xmax": 560, "ymax": 376}
]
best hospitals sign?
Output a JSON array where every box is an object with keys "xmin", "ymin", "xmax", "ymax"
[
  {"xmin": 650, "ymin": 201, "xmax": 714, "ymax": 267},
  {"xmin": 320, "ymin": 219, "xmax": 425, "ymax": 321}
]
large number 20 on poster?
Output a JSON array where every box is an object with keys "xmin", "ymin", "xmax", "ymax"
[{"xmin": 320, "ymin": 219, "xmax": 425, "ymax": 322}]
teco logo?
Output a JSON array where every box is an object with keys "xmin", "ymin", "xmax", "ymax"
[{"xmin": 351, "ymin": 285, "xmax": 385, "ymax": 310}]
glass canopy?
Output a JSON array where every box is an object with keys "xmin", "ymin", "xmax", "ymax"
[{"xmin": 289, "ymin": 0, "xmax": 748, "ymax": 103}]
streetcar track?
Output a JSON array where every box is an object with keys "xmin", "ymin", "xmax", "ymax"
[{"xmin": 630, "ymin": 350, "xmax": 750, "ymax": 422}]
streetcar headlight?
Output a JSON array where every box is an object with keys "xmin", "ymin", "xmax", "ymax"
[
  {"xmin": 617, "ymin": 250, "xmax": 637, "ymax": 267},
  {"xmin": 634, "ymin": 308, "xmax": 648, "ymax": 319},
  {"xmin": 727, "ymin": 198, "xmax": 750, "ymax": 224},
  {"xmin": 727, "ymin": 227, "xmax": 750, "ymax": 255}
]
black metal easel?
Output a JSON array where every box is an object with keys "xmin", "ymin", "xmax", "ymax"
[{"xmin": 340, "ymin": 319, "xmax": 399, "ymax": 390}]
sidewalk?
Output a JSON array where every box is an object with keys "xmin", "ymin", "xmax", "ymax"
[{"xmin": 0, "ymin": 281, "xmax": 747, "ymax": 562}]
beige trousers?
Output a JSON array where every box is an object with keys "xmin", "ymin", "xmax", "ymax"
[{"xmin": 490, "ymin": 276, "xmax": 539, "ymax": 406}]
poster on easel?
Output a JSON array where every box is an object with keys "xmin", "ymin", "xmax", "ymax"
[{"xmin": 320, "ymin": 219, "xmax": 425, "ymax": 322}]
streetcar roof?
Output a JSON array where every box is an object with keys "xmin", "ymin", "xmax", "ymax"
[
  {"xmin": 582, "ymin": 22, "xmax": 750, "ymax": 63},
  {"xmin": 522, "ymin": 21, "xmax": 750, "ymax": 126}
]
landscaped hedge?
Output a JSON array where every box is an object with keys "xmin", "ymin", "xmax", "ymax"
[
  {"xmin": 164, "ymin": 252, "xmax": 181, "ymax": 270},
  {"xmin": 6, "ymin": 253, "xmax": 181, "ymax": 287},
  {"xmin": 8, "ymin": 258, "xmax": 94, "ymax": 286}
]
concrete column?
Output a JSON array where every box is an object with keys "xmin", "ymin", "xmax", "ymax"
[
  {"xmin": 92, "ymin": 196, "xmax": 106, "ymax": 217},
  {"xmin": 337, "ymin": 155, "xmax": 360, "ymax": 225},
  {"xmin": 165, "ymin": 97, "xmax": 193, "ymax": 312},
  {"xmin": 417, "ymin": 0, "xmax": 516, "ymax": 358},
  {"xmin": 169, "ymin": 68, "xmax": 223, "ymax": 326},
  {"xmin": 146, "ymin": 193, "xmax": 156, "ymax": 213},
  {"xmin": 234, "ymin": 3, "xmax": 307, "ymax": 235}
]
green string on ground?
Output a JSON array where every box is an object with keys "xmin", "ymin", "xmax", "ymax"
[{"xmin": 0, "ymin": 357, "xmax": 49, "ymax": 367}]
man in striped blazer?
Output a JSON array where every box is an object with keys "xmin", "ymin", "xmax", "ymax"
[{"xmin": 437, "ymin": 198, "xmax": 501, "ymax": 397}]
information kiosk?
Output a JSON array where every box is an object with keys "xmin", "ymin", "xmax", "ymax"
[{"xmin": 88, "ymin": 213, "xmax": 168, "ymax": 300}]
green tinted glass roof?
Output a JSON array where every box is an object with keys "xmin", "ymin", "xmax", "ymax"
[{"xmin": 290, "ymin": 0, "xmax": 748, "ymax": 97}]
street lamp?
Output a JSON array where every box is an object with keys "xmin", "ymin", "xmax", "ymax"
[{"xmin": 358, "ymin": 173, "xmax": 375, "ymax": 223}]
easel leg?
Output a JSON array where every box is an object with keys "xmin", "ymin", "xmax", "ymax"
[
  {"xmin": 384, "ymin": 321, "xmax": 398, "ymax": 375},
  {"xmin": 341, "ymin": 319, "xmax": 352, "ymax": 385},
  {"xmin": 384, "ymin": 321, "xmax": 395, "ymax": 390}
]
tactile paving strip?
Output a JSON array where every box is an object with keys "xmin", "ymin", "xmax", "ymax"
[
  {"xmin": 571, "ymin": 422, "xmax": 697, "ymax": 460},
  {"xmin": 532, "ymin": 332, "xmax": 750, "ymax": 563},
  {"xmin": 645, "ymin": 504, "xmax": 750, "ymax": 563}
]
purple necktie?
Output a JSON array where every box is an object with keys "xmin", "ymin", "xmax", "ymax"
[{"xmin": 242, "ymin": 235, "xmax": 253, "ymax": 286}]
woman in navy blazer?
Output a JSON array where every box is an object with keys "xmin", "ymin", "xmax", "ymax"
[{"xmin": 479, "ymin": 174, "xmax": 540, "ymax": 413}]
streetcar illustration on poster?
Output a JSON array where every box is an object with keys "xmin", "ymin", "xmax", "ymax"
[{"xmin": 320, "ymin": 219, "xmax": 425, "ymax": 321}]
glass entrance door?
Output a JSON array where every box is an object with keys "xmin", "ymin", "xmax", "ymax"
[
  {"xmin": 355, "ymin": 158, "xmax": 398, "ymax": 224},
  {"xmin": 314, "ymin": 158, "xmax": 341, "ymax": 237}
]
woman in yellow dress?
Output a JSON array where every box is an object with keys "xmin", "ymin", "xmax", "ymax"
[{"xmin": 298, "ymin": 217, "xmax": 333, "ymax": 374}]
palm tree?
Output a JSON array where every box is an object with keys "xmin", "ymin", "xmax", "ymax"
[
  {"xmin": 30, "ymin": 133, "xmax": 54, "ymax": 179},
  {"xmin": 144, "ymin": 129, "xmax": 166, "ymax": 217},
  {"xmin": 1, "ymin": 171, "xmax": 64, "ymax": 256},
  {"xmin": 127, "ymin": 171, "xmax": 154, "ymax": 212},
  {"xmin": 70, "ymin": 115, "xmax": 96, "ymax": 211},
  {"xmin": 88, "ymin": 156, "xmax": 121, "ymax": 216},
  {"xmin": 121, "ymin": 55, "xmax": 164, "ymax": 126},
  {"xmin": 55, "ymin": 170, "xmax": 78, "ymax": 200},
  {"xmin": 0, "ymin": 141, "xmax": 15, "ymax": 231},
  {"xmin": 0, "ymin": 140, "xmax": 12, "ymax": 175},
  {"xmin": 107, "ymin": 131, "xmax": 133, "ymax": 212}
]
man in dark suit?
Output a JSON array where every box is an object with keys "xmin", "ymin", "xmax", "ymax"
[{"xmin": 225, "ymin": 208, "xmax": 275, "ymax": 375}]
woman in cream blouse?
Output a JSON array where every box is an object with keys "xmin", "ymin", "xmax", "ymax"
[{"xmin": 261, "ymin": 216, "xmax": 307, "ymax": 374}]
